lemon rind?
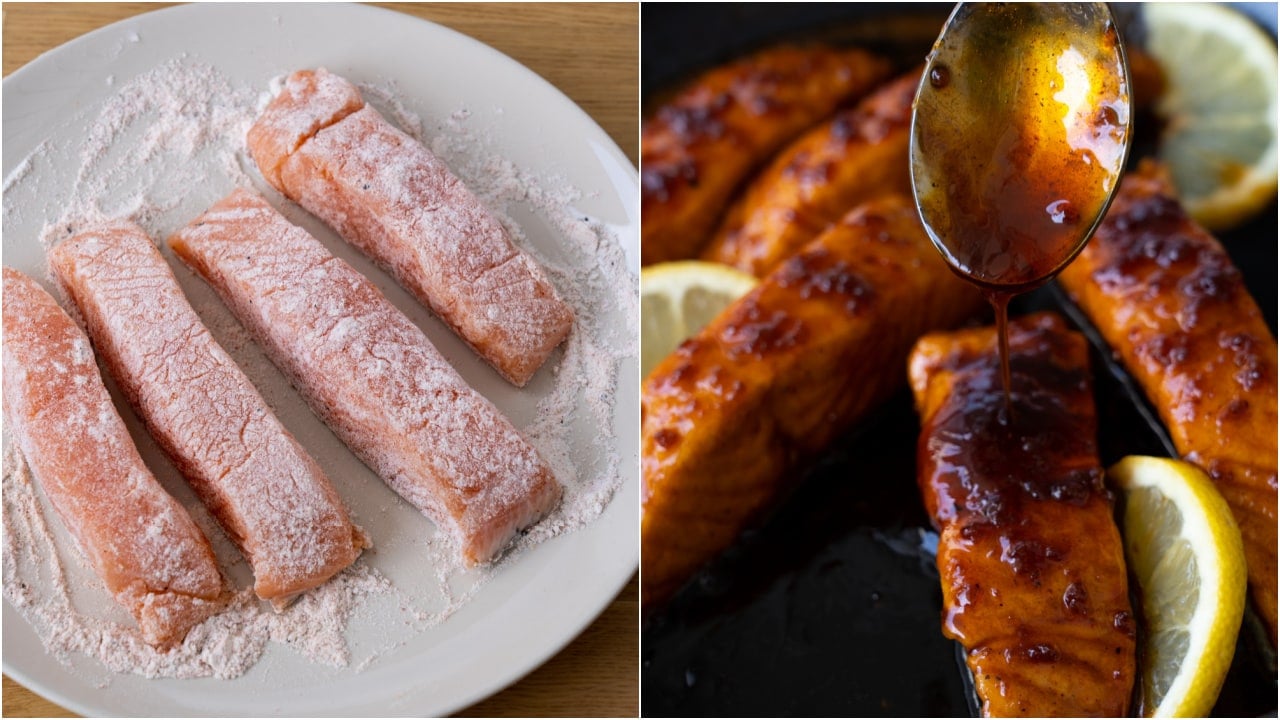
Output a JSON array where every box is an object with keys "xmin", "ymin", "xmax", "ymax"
[{"xmin": 1109, "ymin": 455, "xmax": 1247, "ymax": 717}]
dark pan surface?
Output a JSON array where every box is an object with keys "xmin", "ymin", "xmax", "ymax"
[{"xmin": 640, "ymin": 4, "xmax": 1278, "ymax": 716}]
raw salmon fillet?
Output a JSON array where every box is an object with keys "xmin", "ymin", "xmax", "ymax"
[
  {"xmin": 170, "ymin": 189, "xmax": 562, "ymax": 565},
  {"xmin": 247, "ymin": 68, "xmax": 573, "ymax": 387},
  {"xmin": 2, "ymin": 267, "xmax": 226, "ymax": 646},
  {"xmin": 1058, "ymin": 161, "xmax": 1278, "ymax": 644},
  {"xmin": 910, "ymin": 313, "xmax": 1135, "ymax": 717},
  {"xmin": 48, "ymin": 222, "xmax": 365, "ymax": 605}
]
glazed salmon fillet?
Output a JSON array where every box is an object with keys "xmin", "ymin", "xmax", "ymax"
[
  {"xmin": 170, "ymin": 189, "xmax": 561, "ymax": 565},
  {"xmin": 247, "ymin": 69, "xmax": 572, "ymax": 387},
  {"xmin": 48, "ymin": 223, "xmax": 365, "ymax": 606},
  {"xmin": 909, "ymin": 313, "xmax": 1135, "ymax": 717},
  {"xmin": 2, "ymin": 268, "xmax": 226, "ymax": 646},
  {"xmin": 701, "ymin": 69, "xmax": 918, "ymax": 277},
  {"xmin": 641, "ymin": 195, "xmax": 984, "ymax": 605},
  {"xmin": 1058, "ymin": 162, "xmax": 1278, "ymax": 644},
  {"xmin": 642, "ymin": 45, "xmax": 891, "ymax": 266}
]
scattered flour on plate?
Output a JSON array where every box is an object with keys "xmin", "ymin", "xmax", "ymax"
[
  {"xmin": 2, "ymin": 140, "xmax": 46, "ymax": 195},
  {"xmin": 2, "ymin": 56, "xmax": 635, "ymax": 681},
  {"xmin": 359, "ymin": 78, "xmax": 426, "ymax": 141}
]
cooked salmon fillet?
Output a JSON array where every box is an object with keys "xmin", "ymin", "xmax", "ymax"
[
  {"xmin": 170, "ymin": 189, "xmax": 561, "ymax": 565},
  {"xmin": 48, "ymin": 223, "xmax": 365, "ymax": 606},
  {"xmin": 701, "ymin": 69, "xmax": 918, "ymax": 277},
  {"xmin": 909, "ymin": 313, "xmax": 1135, "ymax": 717},
  {"xmin": 2, "ymin": 267, "xmax": 226, "ymax": 646},
  {"xmin": 641, "ymin": 195, "xmax": 984, "ymax": 606},
  {"xmin": 247, "ymin": 68, "xmax": 572, "ymax": 387},
  {"xmin": 1058, "ymin": 161, "xmax": 1278, "ymax": 644},
  {"xmin": 641, "ymin": 45, "xmax": 892, "ymax": 265}
]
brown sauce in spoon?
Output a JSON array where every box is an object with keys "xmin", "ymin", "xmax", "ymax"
[{"xmin": 912, "ymin": 4, "xmax": 1131, "ymax": 413}]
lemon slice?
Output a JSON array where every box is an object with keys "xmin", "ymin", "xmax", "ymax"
[
  {"xmin": 641, "ymin": 261, "xmax": 757, "ymax": 378},
  {"xmin": 1143, "ymin": 2, "xmax": 1278, "ymax": 231},
  {"xmin": 1108, "ymin": 456, "xmax": 1248, "ymax": 717}
]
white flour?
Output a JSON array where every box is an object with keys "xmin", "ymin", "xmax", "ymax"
[{"xmin": 2, "ymin": 55, "xmax": 635, "ymax": 682}]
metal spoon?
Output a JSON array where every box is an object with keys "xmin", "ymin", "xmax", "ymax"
[
  {"xmin": 910, "ymin": 1, "xmax": 1133, "ymax": 293},
  {"xmin": 910, "ymin": 2, "xmax": 1133, "ymax": 412}
]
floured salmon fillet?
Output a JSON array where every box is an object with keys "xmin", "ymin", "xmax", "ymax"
[
  {"xmin": 247, "ymin": 68, "xmax": 573, "ymax": 387},
  {"xmin": 910, "ymin": 313, "xmax": 1135, "ymax": 717},
  {"xmin": 48, "ymin": 223, "xmax": 365, "ymax": 607},
  {"xmin": 170, "ymin": 188, "xmax": 561, "ymax": 565},
  {"xmin": 2, "ymin": 267, "xmax": 226, "ymax": 646}
]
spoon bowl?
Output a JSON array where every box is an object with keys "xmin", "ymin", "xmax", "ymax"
[{"xmin": 910, "ymin": 1, "xmax": 1133, "ymax": 293}]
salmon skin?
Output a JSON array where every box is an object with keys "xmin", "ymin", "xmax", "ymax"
[
  {"xmin": 642, "ymin": 45, "xmax": 892, "ymax": 265},
  {"xmin": 170, "ymin": 189, "xmax": 561, "ymax": 566},
  {"xmin": 48, "ymin": 222, "xmax": 365, "ymax": 606},
  {"xmin": 909, "ymin": 313, "xmax": 1135, "ymax": 717},
  {"xmin": 248, "ymin": 68, "xmax": 573, "ymax": 387},
  {"xmin": 641, "ymin": 195, "xmax": 984, "ymax": 606},
  {"xmin": 2, "ymin": 267, "xmax": 226, "ymax": 646},
  {"xmin": 1058, "ymin": 161, "xmax": 1278, "ymax": 644},
  {"xmin": 701, "ymin": 69, "xmax": 919, "ymax": 277}
]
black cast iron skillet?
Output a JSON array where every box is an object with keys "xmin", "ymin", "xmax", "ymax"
[{"xmin": 640, "ymin": 3, "xmax": 1279, "ymax": 716}]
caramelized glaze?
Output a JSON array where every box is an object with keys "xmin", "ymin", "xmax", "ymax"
[
  {"xmin": 642, "ymin": 195, "xmax": 984, "ymax": 606},
  {"xmin": 1058, "ymin": 161, "xmax": 1279, "ymax": 644},
  {"xmin": 642, "ymin": 45, "xmax": 892, "ymax": 265},
  {"xmin": 910, "ymin": 313, "xmax": 1134, "ymax": 717},
  {"xmin": 702, "ymin": 70, "xmax": 919, "ymax": 277}
]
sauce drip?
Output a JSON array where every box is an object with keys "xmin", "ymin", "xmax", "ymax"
[
  {"xmin": 986, "ymin": 289, "xmax": 1014, "ymax": 420},
  {"xmin": 911, "ymin": 3, "xmax": 1131, "ymax": 407}
]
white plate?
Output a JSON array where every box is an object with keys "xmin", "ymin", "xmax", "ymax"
[{"xmin": 2, "ymin": 3, "xmax": 638, "ymax": 716}]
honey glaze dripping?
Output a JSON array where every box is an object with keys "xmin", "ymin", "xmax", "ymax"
[
  {"xmin": 911, "ymin": 3, "xmax": 1132, "ymax": 406},
  {"xmin": 986, "ymin": 289, "xmax": 1014, "ymax": 420}
]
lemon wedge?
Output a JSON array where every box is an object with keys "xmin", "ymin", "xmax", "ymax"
[
  {"xmin": 641, "ymin": 261, "xmax": 757, "ymax": 378},
  {"xmin": 1143, "ymin": 2, "xmax": 1278, "ymax": 231},
  {"xmin": 1108, "ymin": 456, "xmax": 1247, "ymax": 717}
]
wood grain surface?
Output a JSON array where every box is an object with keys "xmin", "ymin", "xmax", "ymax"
[{"xmin": 1, "ymin": 3, "xmax": 638, "ymax": 717}]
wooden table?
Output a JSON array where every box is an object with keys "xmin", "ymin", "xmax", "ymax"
[{"xmin": 1, "ymin": 3, "xmax": 638, "ymax": 717}]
